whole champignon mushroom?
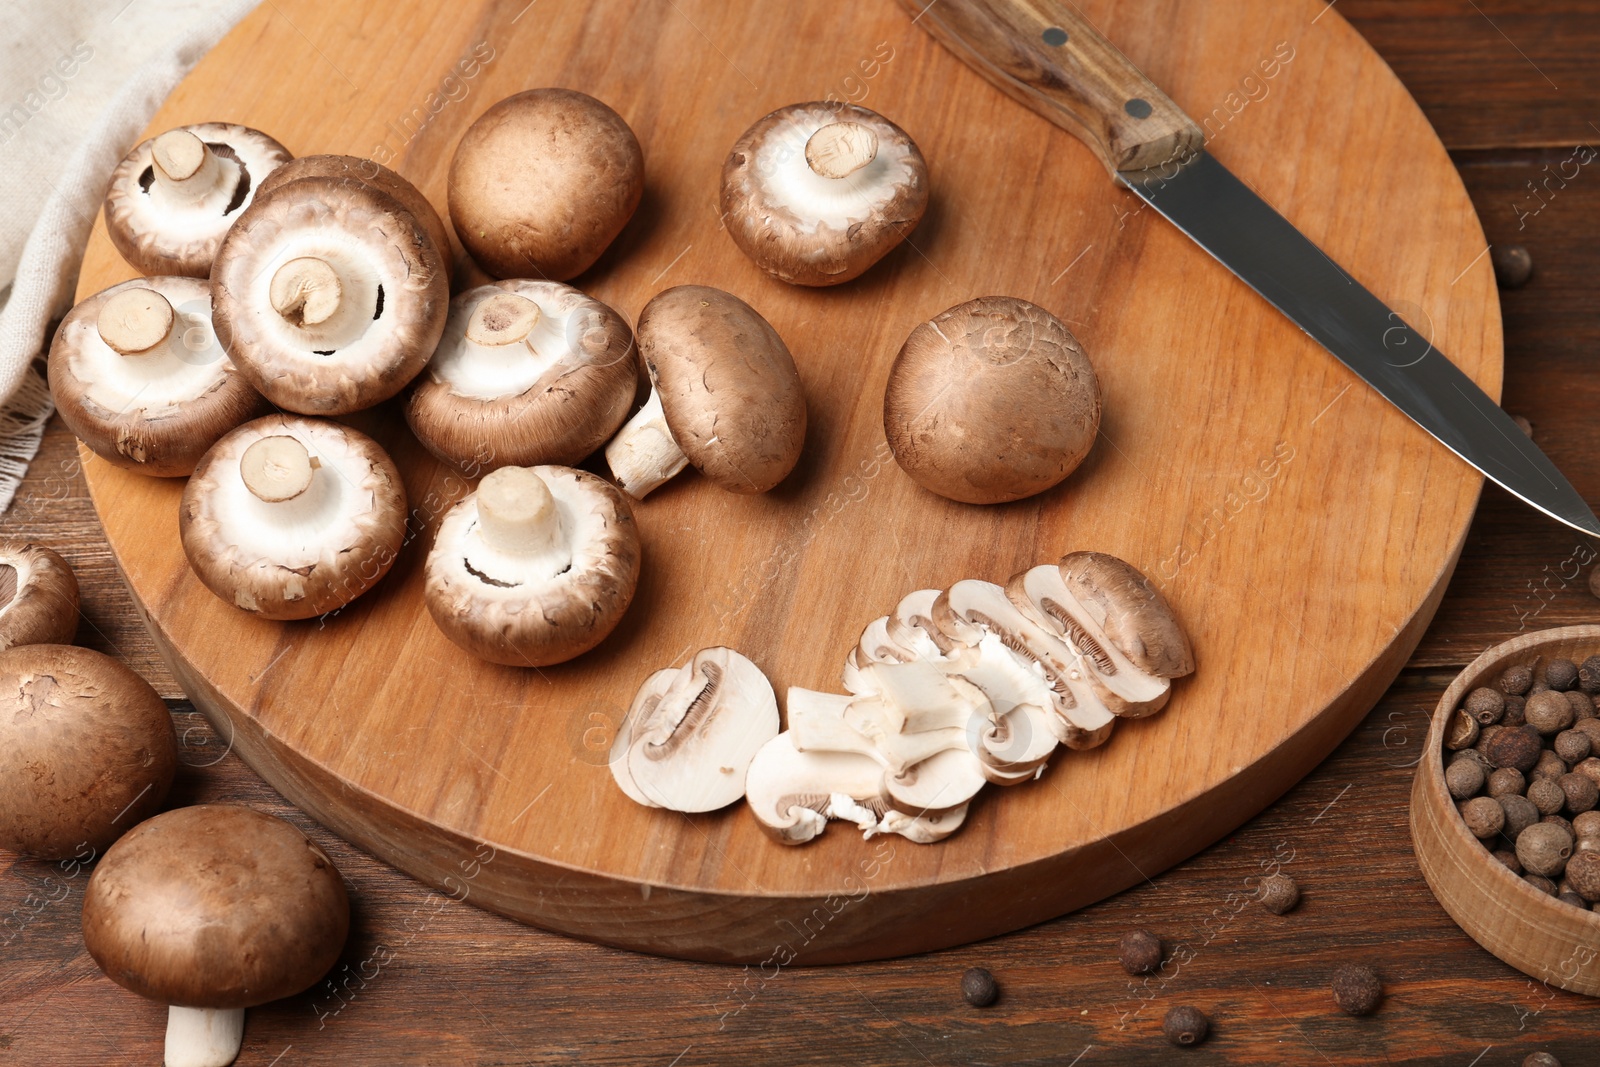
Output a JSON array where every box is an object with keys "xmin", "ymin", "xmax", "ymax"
[
  {"xmin": 884, "ymin": 296, "xmax": 1101, "ymax": 504},
  {"xmin": 0, "ymin": 543, "xmax": 79, "ymax": 650},
  {"xmin": 609, "ymin": 647, "xmax": 780, "ymax": 812},
  {"xmin": 210, "ymin": 177, "xmax": 449, "ymax": 414},
  {"xmin": 104, "ymin": 123, "xmax": 291, "ymax": 278},
  {"xmin": 448, "ymin": 89, "xmax": 644, "ymax": 280},
  {"xmin": 424, "ymin": 465, "xmax": 640, "ymax": 666},
  {"xmin": 257, "ymin": 153, "xmax": 452, "ymax": 273},
  {"xmin": 180, "ymin": 415, "xmax": 406, "ymax": 620},
  {"xmin": 721, "ymin": 102, "xmax": 929, "ymax": 286},
  {"xmin": 82, "ymin": 805, "xmax": 349, "ymax": 1067},
  {"xmin": 604, "ymin": 285, "xmax": 805, "ymax": 498},
  {"xmin": 0, "ymin": 645, "xmax": 175, "ymax": 859},
  {"xmin": 406, "ymin": 281, "xmax": 637, "ymax": 474},
  {"xmin": 49, "ymin": 277, "xmax": 267, "ymax": 476}
]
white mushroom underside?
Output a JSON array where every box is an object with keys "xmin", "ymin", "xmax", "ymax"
[
  {"xmin": 203, "ymin": 426, "xmax": 378, "ymax": 570},
  {"xmin": 752, "ymin": 107, "xmax": 919, "ymax": 232},
  {"xmin": 251, "ymin": 229, "xmax": 384, "ymax": 355},
  {"xmin": 69, "ymin": 287, "xmax": 228, "ymax": 414},
  {"xmin": 121, "ymin": 154, "xmax": 242, "ymax": 246},
  {"xmin": 432, "ymin": 483, "xmax": 616, "ymax": 602},
  {"xmin": 428, "ymin": 285, "xmax": 593, "ymax": 399}
]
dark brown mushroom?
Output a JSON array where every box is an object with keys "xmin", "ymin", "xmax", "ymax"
[
  {"xmin": 448, "ymin": 89, "xmax": 644, "ymax": 280},
  {"xmin": 0, "ymin": 644, "xmax": 175, "ymax": 859},
  {"xmin": 82, "ymin": 804, "xmax": 349, "ymax": 1067}
]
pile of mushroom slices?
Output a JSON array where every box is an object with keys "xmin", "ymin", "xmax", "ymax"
[{"xmin": 748, "ymin": 552, "xmax": 1195, "ymax": 845}]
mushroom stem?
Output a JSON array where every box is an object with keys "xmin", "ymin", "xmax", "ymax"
[
  {"xmin": 604, "ymin": 389, "xmax": 689, "ymax": 499},
  {"xmin": 150, "ymin": 129, "xmax": 229, "ymax": 204},
  {"xmin": 240, "ymin": 435, "xmax": 319, "ymax": 503},
  {"xmin": 163, "ymin": 1005, "xmax": 245, "ymax": 1067},
  {"xmin": 476, "ymin": 466, "xmax": 564, "ymax": 557},
  {"xmin": 97, "ymin": 288, "xmax": 175, "ymax": 355},
  {"xmin": 465, "ymin": 292, "xmax": 542, "ymax": 347},
  {"xmin": 805, "ymin": 121, "xmax": 879, "ymax": 179},
  {"xmin": 269, "ymin": 257, "xmax": 343, "ymax": 328}
]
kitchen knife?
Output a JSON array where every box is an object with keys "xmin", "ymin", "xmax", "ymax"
[{"xmin": 901, "ymin": 0, "xmax": 1600, "ymax": 537}]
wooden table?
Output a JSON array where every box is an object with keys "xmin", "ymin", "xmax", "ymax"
[{"xmin": 5, "ymin": 3, "xmax": 1600, "ymax": 1063}]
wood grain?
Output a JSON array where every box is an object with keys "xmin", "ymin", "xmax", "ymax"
[{"xmin": 68, "ymin": 0, "xmax": 1500, "ymax": 962}]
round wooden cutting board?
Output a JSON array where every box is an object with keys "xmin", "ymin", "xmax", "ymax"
[{"xmin": 75, "ymin": 0, "xmax": 1498, "ymax": 962}]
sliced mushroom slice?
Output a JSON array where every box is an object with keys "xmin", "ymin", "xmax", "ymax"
[
  {"xmin": 745, "ymin": 732, "xmax": 891, "ymax": 845},
  {"xmin": 211, "ymin": 177, "xmax": 449, "ymax": 415},
  {"xmin": 406, "ymin": 281, "xmax": 637, "ymax": 475},
  {"xmin": 257, "ymin": 154, "xmax": 452, "ymax": 274},
  {"xmin": 874, "ymin": 804, "xmax": 969, "ymax": 844},
  {"xmin": 1057, "ymin": 552, "xmax": 1196, "ymax": 678},
  {"xmin": 605, "ymin": 286, "xmax": 805, "ymax": 498},
  {"xmin": 884, "ymin": 745, "xmax": 988, "ymax": 815},
  {"xmin": 0, "ymin": 543, "xmax": 79, "ymax": 651},
  {"xmin": 49, "ymin": 277, "xmax": 267, "ymax": 476},
  {"xmin": 933, "ymin": 579, "xmax": 1115, "ymax": 745},
  {"xmin": 180, "ymin": 415, "xmax": 406, "ymax": 620},
  {"xmin": 104, "ymin": 124, "xmax": 291, "ymax": 278},
  {"xmin": 616, "ymin": 648, "xmax": 780, "ymax": 812},
  {"xmin": 952, "ymin": 634, "xmax": 1061, "ymax": 773},
  {"xmin": 1008, "ymin": 563, "xmax": 1172, "ymax": 718},
  {"xmin": 424, "ymin": 465, "xmax": 640, "ymax": 666},
  {"xmin": 887, "ymin": 587, "xmax": 959, "ymax": 659},
  {"xmin": 720, "ymin": 102, "xmax": 929, "ymax": 286},
  {"xmin": 609, "ymin": 668, "xmax": 675, "ymax": 808}
]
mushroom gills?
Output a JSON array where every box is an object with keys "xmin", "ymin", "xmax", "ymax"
[
  {"xmin": 1008, "ymin": 564, "xmax": 1175, "ymax": 718},
  {"xmin": 164, "ymin": 1005, "xmax": 244, "ymax": 1067},
  {"xmin": 933, "ymin": 580, "xmax": 1116, "ymax": 739},
  {"xmin": 887, "ymin": 588, "xmax": 959, "ymax": 659},
  {"xmin": 615, "ymin": 648, "xmax": 779, "ymax": 813},
  {"xmin": 604, "ymin": 387, "xmax": 688, "ymax": 498}
]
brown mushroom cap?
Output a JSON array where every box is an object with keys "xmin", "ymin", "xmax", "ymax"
[
  {"xmin": 1057, "ymin": 551, "xmax": 1194, "ymax": 678},
  {"xmin": 210, "ymin": 176, "xmax": 449, "ymax": 414},
  {"xmin": 257, "ymin": 153, "xmax": 453, "ymax": 274},
  {"xmin": 82, "ymin": 805, "xmax": 349, "ymax": 1009},
  {"xmin": 447, "ymin": 88, "xmax": 644, "ymax": 280},
  {"xmin": 638, "ymin": 285, "xmax": 806, "ymax": 493},
  {"xmin": 424, "ymin": 465, "xmax": 640, "ymax": 666},
  {"xmin": 884, "ymin": 296, "xmax": 1101, "ymax": 504},
  {"xmin": 405, "ymin": 280, "xmax": 637, "ymax": 475},
  {"xmin": 104, "ymin": 123, "xmax": 291, "ymax": 278},
  {"xmin": 721, "ymin": 102, "xmax": 928, "ymax": 287},
  {"xmin": 49, "ymin": 276, "xmax": 268, "ymax": 476},
  {"xmin": 180, "ymin": 415, "xmax": 407, "ymax": 620},
  {"xmin": 0, "ymin": 543, "xmax": 79, "ymax": 651},
  {"xmin": 0, "ymin": 645, "xmax": 175, "ymax": 859}
]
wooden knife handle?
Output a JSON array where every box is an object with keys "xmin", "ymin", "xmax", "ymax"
[{"xmin": 899, "ymin": 0, "xmax": 1203, "ymax": 176}]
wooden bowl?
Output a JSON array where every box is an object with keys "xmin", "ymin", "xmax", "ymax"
[{"xmin": 1411, "ymin": 625, "xmax": 1600, "ymax": 995}]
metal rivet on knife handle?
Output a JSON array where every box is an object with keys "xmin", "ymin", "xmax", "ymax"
[{"xmin": 898, "ymin": 0, "xmax": 1204, "ymax": 175}]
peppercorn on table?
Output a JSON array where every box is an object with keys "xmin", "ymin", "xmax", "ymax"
[{"xmin": 6, "ymin": 0, "xmax": 1600, "ymax": 1064}]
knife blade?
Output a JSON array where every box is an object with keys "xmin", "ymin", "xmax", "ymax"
[{"xmin": 901, "ymin": 0, "xmax": 1600, "ymax": 537}]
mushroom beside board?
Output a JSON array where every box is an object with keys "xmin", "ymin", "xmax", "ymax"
[
  {"xmin": 747, "ymin": 552, "xmax": 1194, "ymax": 845},
  {"xmin": 604, "ymin": 285, "xmax": 806, "ymax": 498},
  {"xmin": 884, "ymin": 296, "xmax": 1102, "ymax": 504},
  {"xmin": 424, "ymin": 465, "xmax": 640, "ymax": 666},
  {"xmin": 721, "ymin": 102, "xmax": 929, "ymax": 286},
  {"xmin": 0, "ymin": 645, "xmax": 176, "ymax": 859},
  {"xmin": 609, "ymin": 647, "xmax": 780, "ymax": 812},
  {"xmin": 82, "ymin": 805, "xmax": 349, "ymax": 1067},
  {"xmin": 104, "ymin": 123, "xmax": 291, "ymax": 278},
  {"xmin": 448, "ymin": 88, "xmax": 644, "ymax": 280},
  {"xmin": 406, "ymin": 281, "xmax": 638, "ymax": 474},
  {"xmin": 180, "ymin": 415, "xmax": 406, "ymax": 620},
  {"xmin": 210, "ymin": 176, "xmax": 449, "ymax": 414},
  {"xmin": 49, "ymin": 276, "xmax": 267, "ymax": 476},
  {"xmin": 0, "ymin": 542, "xmax": 79, "ymax": 650}
]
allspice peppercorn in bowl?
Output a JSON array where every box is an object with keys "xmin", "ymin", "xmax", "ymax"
[{"xmin": 1411, "ymin": 624, "xmax": 1600, "ymax": 996}]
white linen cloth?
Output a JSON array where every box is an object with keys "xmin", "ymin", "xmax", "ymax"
[{"xmin": 0, "ymin": 0, "xmax": 258, "ymax": 512}]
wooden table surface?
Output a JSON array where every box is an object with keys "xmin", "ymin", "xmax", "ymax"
[{"xmin": 4, "ymin": 2, "xmax": 1600, "ymax": 1064}]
